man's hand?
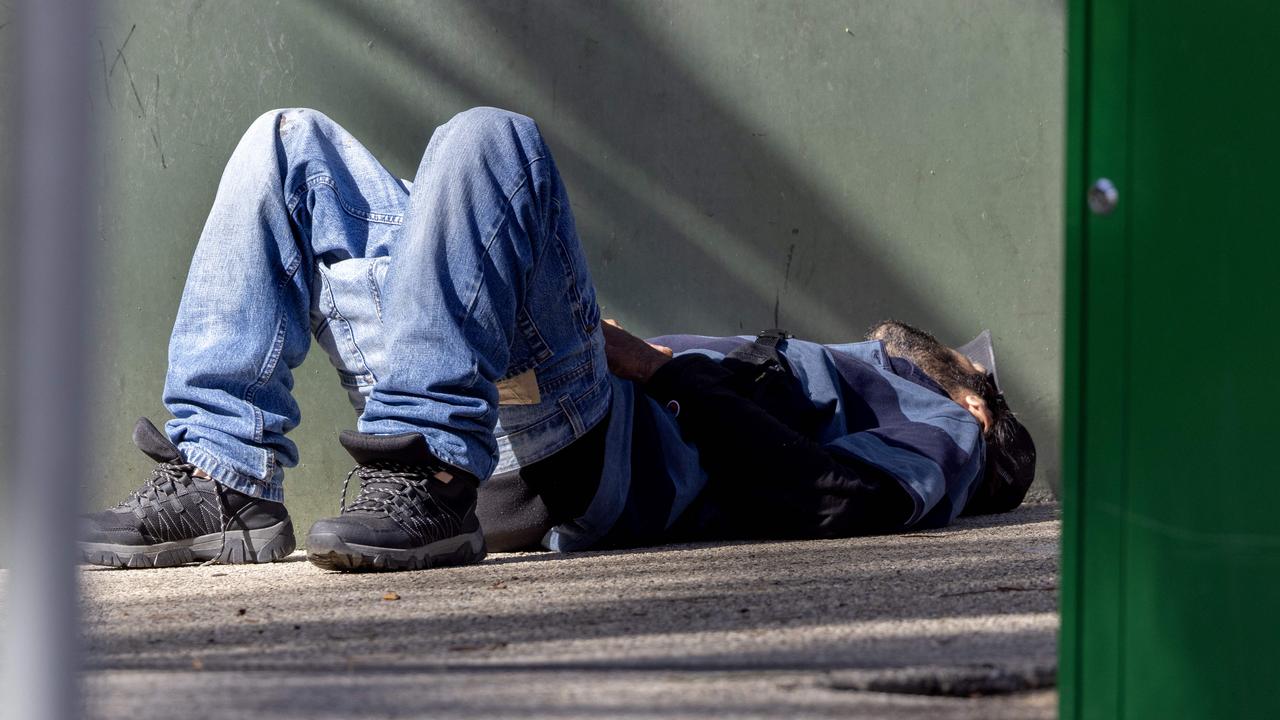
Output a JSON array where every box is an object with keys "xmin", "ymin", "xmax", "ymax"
[{"xmin": 602, "ymin": 319, "xmax": 673, "ymax": 383}]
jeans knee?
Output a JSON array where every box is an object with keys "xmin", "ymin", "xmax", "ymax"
[
  {"xmin": 229, "ymin": 108, "xmax": 343, "ymax": 185},
  {"xmin": 256, "ymin": 107, "xmax": 333, "ymax": 138},
  {"xmin": 444, "ymin": 107, "xmax": 542, "ymax": 152},
  {"xmin": 239, "ymin": 108, "xmax": 344, "ymax": 151}
]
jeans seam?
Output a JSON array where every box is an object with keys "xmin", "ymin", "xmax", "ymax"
[
  {"xmin": 366, "ymin": 260, "xmax": 385, "ymax": 325},
  {"xmin": 553, "ymin": 230, "xmax": 592, "ymax": 334},
  {"xmin": 277, "ymin": 252, "xmax": 301, "ymax": 291},
  {"xmin": 501, "ymin": 307, "xmax": 554, "ymax": 381},
  {"xmin": 433, "ymin": 156, "xmax": 541, "ymax": 396},
  {"xmin": 243, "ymin": 313, "xmax": 289, "ymax": 445},
  {"xmin": 289, "ymin": 175, "xmax": 405, "ymax": 225},
  {"xmin": 316, "ymin": 262, "xmax": 375, "ymax": 378},
  {"xmin": 240, "ymin": 250, "xmax": 301, "ymax": 443},
  {"xmin": 546, "ymin": 192, "xmax": 594, "ymax": 337},
  {"xmin": 461, "ymin": 155, "xmax": 546, "ymax": 323}
]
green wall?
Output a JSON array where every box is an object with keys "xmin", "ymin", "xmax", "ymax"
[{"xmin": 73, "ymin": 0, "xmax": 1063, "ymax": 535}]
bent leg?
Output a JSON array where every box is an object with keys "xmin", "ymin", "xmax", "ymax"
[
  {"xmin": 360, "ymin": 108, "xmax": 608, "ymax": 482},
  {"xmin": 163, "ymin": 108, "xmax": 408, "ymax": 501}
]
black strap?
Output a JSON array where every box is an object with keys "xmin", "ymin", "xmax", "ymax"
[
  {"xmin": 754, "ymin": 328, "xmax": 793, "ymax": 349},
  {"xmin": 725, "ymin": 328, "xmax": 794, "ymax": 371},
  {"xmin": 720, "ymin": 327, "xmax": 828, "ymax": 441}
]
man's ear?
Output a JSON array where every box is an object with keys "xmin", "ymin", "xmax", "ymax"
[{"xmin": 962, "ymin": 394, "xmax": 993, "ymax": 433}]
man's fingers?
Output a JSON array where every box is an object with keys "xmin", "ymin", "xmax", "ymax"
[
  {"xmin": 603, "ymin": 318, "xmax": 622, "ymax": 329},
  {"xmin": 649, "ymin": 343, "xmax": 674, "ymax": 357}
]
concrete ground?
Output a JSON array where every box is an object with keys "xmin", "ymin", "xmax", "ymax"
[{"xmin": 75, "ymin": 503, "xmax": 1060, "ymax": 719}]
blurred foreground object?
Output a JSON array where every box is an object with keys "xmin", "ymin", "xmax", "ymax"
[{"xmin": 2, "ymin": 1, "xmax": 93, "ymax": 719}]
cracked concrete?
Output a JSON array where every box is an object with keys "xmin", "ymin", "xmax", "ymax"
[{"xmin": 75, "ymin": 503, "xmax": 1060, "ymax": 719}]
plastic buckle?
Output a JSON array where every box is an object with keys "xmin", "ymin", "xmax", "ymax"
[{"xmin": 755, "ymin": 328, "xmax": 793, "ymax": 348}]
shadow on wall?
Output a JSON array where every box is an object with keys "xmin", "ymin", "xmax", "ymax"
[{"xmin": 311, "ymin": 0, "xmax": 957, "ymax": 338}]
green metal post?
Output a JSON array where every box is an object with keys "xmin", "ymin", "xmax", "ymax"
[{"xmin": 1063, "ymin": 1, "xmax": 1280, "ymax": 718}]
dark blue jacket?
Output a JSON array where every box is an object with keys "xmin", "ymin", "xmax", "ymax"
[{"xmin": 544, "ymin": 335, "xmax": 986, "ymax": 551}]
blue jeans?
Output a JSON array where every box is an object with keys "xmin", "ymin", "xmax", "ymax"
[{"xmin": 163, "ymin": 107, "xmax": 610, "ymax": 502}]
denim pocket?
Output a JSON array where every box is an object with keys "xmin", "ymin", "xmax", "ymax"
[{"xmin": 311, "ymin": 257, "xmax": 388, "ymax": 412}]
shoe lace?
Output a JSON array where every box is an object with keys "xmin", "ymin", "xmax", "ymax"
[
  {"xmin": 117, "ymin": 459, "xmax": 247, "ymax": 567},
  {"xmin": 118, "ymin": 459, "xmax": 199, "ymax": 512},
  {"xmin": 200, "ymin": 483, "xmax": 258, "ymax": 567},
  {"xmin": 339, "ymin": 462, "xmax": 458, "ymax": 544}
]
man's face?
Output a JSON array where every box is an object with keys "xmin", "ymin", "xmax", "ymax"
[{"xmin": 865, "ymin": 320, "xmax": 993, "ymax": 431}]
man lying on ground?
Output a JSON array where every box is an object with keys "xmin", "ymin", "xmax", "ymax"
[{"xmin": 80, "ymin": 107, "xmax": 1036, "ymax": 571}]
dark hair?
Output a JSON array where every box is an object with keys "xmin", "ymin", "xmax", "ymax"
[
  {"xmin": 867, "ymin": 320, "xmax": 1037, "ymax": 514},
  {"xmin": 960, "ymin": 374, "xmax": 1037, "ymax": 516}
]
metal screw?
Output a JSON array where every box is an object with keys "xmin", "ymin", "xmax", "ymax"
[{"xmin": 1088, "ymin": 178, "xmax": 1119, "ymax": 215}]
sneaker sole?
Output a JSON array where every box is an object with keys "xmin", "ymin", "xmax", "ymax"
[
  {"xmin": 305, "ymin": 528, "xmax": 486, "ymax": 572},
  {"xmin": 80, "ymin": 519, "xmax": 297, "ymax": 569}
]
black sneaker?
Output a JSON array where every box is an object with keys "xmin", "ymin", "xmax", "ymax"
[
  {"xmin": 80, "ymin": 418, "xmax": 296, "ymax": 568},
  {"xmin": 305, "ymin": 431, "xmax": 486, "ymax": 572}
]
